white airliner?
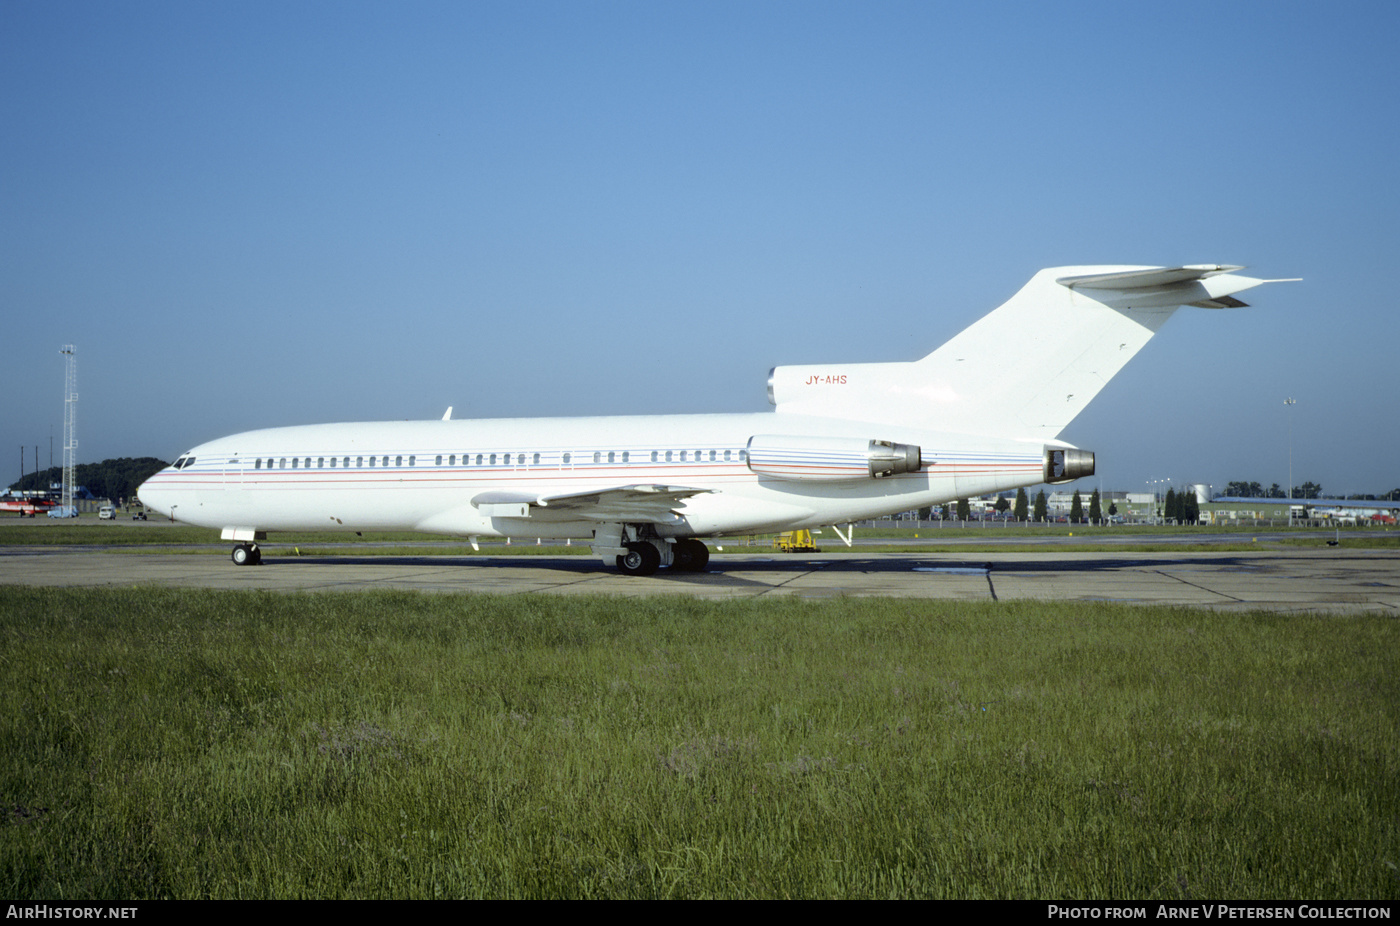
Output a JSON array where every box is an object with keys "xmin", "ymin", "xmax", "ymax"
[{"xmin": 138, "ymin": 264, "xmax": 1293, "ymax": 575}]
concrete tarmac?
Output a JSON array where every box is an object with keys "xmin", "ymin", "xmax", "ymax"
[{"xmin": 2, "ymin": 544, "xmax": 1397, "ymax": 612}]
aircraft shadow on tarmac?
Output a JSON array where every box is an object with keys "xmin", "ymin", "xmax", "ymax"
[{"xmin": 251, "ymin": 552, "xmax": 1274, "ymax": 576}]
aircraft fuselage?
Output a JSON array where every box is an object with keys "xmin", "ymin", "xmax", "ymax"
[{"xmin": 138, "ymin": 412, "xmax": 1052, "ymax": 541}]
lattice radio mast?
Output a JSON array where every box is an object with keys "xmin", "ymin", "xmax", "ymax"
[{"xmin": 60, "ymin": 345, "xmax": 77, "ymax": 511}]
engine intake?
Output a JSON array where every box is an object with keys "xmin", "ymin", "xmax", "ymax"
[
  {"xmin": 747, "ymin": 435, "xmax": 922, "ymax": 482},
  {"xmin": 1044, "ymin": 448, "xmax": 1095, "ymax": 484}
]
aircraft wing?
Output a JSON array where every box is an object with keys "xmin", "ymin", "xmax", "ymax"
[{"xmin": 472, "ymin": 484, "xmax": 713, "ymax": 523}]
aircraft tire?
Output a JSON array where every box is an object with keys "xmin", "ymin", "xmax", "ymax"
[
  {"xmin": 671, "ymin": 538, "xmax": 709, "ymax": 572},
  {"xmin": 231, "ymin": 543, "xmax": 253, "ymax": 566},
  {"xmin": 616, "ymin": 542, "xmax": 661, "ymax": 576}
]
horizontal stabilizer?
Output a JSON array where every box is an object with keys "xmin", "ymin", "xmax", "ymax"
[
  {"xmin": 1188, "ymin": 295, "xmax": 1249, "ymax": 309},
  {"xmin": 1056, "ymin": 265, "xmax": 1243, "ymax": 290}
]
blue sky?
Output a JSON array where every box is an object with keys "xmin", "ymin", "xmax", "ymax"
[{"xmin": 3, "ymin": 1, "xmax": 1397, "ymax": 497}]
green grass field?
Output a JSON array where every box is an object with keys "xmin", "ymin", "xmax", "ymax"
[
  {"xmin": 2, "ymin": 587, "xmax": 1396, "ymax": 899},
  {"xmin": 2, "ymin": 520, "xmax": 1396, "ymax": 556}
]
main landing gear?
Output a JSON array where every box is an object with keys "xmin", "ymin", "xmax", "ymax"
[
  {"xmin": 671, "ymin": 538, "xmax": 710, "ymax": 572},
  {"xmin": 614, "ymin": 538, "xmax": 710, "ymax": 576},
  {"xmin": 616, "ymin": 542, "xmax": 661, "ymax": 576},
  {"xmin": 231, "ymin": 543, "xmax": 262, "ymax": 566}
]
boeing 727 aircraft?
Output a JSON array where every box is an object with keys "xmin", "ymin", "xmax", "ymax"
[{"xmin": 137, "ymin": 264, "xmax": 1293, "ymax": 575}]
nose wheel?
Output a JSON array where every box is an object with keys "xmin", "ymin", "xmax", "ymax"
[{"xmin": 231, "ymin": 543, "xmax": 262, "ymax": 566}]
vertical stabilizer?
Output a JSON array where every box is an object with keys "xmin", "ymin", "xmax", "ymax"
[{"xmin": 768, "ymin": 265, "xmax": 1290, "ymax": 440}]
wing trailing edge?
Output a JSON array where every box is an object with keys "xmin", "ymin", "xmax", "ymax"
[{"xmin": 472, "ymin": 485, "xmax": 712, "ymax": 523}]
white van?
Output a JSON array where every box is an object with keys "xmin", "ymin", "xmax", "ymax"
[{"xmin": 98, "ymin": 505, "xmax": 115, "ymax": 520}]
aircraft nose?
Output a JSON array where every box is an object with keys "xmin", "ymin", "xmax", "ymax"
[{"xmin": 137, "ymin": 473, "xmax": 171, "ymax": 518}]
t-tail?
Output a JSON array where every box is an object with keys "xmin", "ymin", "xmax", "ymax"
[{"xmin": 768, "ymin": 265, "xmax": 1298, "ymax": 441}]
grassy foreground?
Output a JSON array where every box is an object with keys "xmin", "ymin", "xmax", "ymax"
[
  {"xmin": 4, "ymin": 521, "xmax": 1398, "ymax": 556},
  {"xmin": 2, "ymin": 587, "xmax": 1396, "ymax": 899}
]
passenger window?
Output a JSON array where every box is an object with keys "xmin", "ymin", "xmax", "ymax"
[
  {"xmin": 292, "ymin": 458, "xmax": 298, "ymax": 469},
  {"xmin": 408, "ymin": 455, "xmax": 415, "ymax": 467},
  {"xmin": 608, "ymin": 451, "xmax": 615, "ymax": 463},
  {"xmin": 533, "ymin": 453, "xmax": 540, "ymax": 465},
  {"xmin": 436, "ymin": 455, "xmax": 443, "ymax": 466},
  {"xmin": 593, "ymin": 452, "xmax": 601, "ymax": 464},
  {"xmin": 368, "ymin": 457, "xmax": 375, "ymax": 467},
  {"xmin": 517, "ymin": 453, "xmax": 524, "ymax": 465},
  {"xmin": 739, "ymin": 450, "xmax": 747, "ymax": 462},
  {"xmin": 490, "ymin": 453, "xmax": 496, "ymax": 465},
  {"xmin": 666, "ymin": 450, "xmax": 673, "ymax": 462},
  {"xmin": 651, "ymin": 451, "xmax": 658, "ymax": 462},
  {"xmin": 476, "ymin": 454, "xmax": 483, "ymax": 466},
  {"xmin": 329, "ymin": 458, "xmax": 335, "ymax": 468},
  {"xmin": 317, "ymin": 457, "xmax": 324, "ymax": 468},
  {"xmin": 562, "ymin": 452, "xmax": 571, "ymax": 464},
  {"xmin": 355, "ymin": 457, "xmax": 362, "ymax": 467},
  {"xmin": 622, "ymin": 451, "xmax": 629, "ymax": 463},
  {"xmin": 725, "ymin": 450, "xmax": 731, "ymax": 462},
  {"xmin": 709, "ymin": 450, "xmax": 716, "ymax": 462},
  {"xmin": 680, "ymin": 450, "xmax": 687, "ymax": 462}
]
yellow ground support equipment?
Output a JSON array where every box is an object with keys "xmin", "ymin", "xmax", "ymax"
[{"xmin": 773, "ymin": 530, "xmax": 820, "ymax": 553}]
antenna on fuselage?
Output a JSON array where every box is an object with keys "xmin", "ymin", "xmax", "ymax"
[{"xmin": 442, "ymin": 407, "xmax": 453, "ymax": 421}]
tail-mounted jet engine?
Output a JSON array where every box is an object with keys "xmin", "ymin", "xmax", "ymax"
[
  {"xmin": 747, "ymin": 434, "xmax": 922, "ymax": 482},
  {"xmin": 1044, "ymin": 448, "xmax": 1095, "ymax": 484}
]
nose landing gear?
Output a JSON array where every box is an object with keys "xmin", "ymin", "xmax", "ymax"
[{"xmin": 231, "ymin": 543, "xmax": 262, "ymax": 566}]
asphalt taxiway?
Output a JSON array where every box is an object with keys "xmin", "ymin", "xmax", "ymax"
[{"xmin": 2, "ymin": 544, "xmax": 1397, "ymax": 612}]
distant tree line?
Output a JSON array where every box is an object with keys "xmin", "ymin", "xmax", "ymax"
[
  {"xmin": 1222, "ymin": 481, "xmax": 1400, "ymax": 501},
  {"xmin": 8, "ymin": 458, "xmax": 169, "ymax": 504},
  {"xmin": 1222, "ymin": 481, "xmax": 1328, "ymax": 498}
]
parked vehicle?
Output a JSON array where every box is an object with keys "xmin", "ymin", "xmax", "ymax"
[{"xmin": 98, "ymin": 505, "xmax": 115, "ymax": 520}]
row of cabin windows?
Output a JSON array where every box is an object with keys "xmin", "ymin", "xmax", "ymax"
[{"xmin": 250, "ymin": 449, "xmax": 749, "ymax": 471}]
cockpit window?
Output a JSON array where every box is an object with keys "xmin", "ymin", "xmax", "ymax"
[{"xmin": 172, "ymin": 456, "xmax": 196, "ymax": 470}]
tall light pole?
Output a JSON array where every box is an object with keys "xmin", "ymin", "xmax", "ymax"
[
  {"xmin": 1147, "ymin": 477, "xmax": 1172, "ymax": 524},
  {"xmin": 60, "ymin": 345, "xmax": 77, "ymax": 514},
  {"xmin": 1284, "ymin": 397, "xmax": 1296, "ymax": 526}
]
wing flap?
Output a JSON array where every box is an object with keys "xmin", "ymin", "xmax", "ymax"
[{"xmin": 471, "ymin": 484, "xmax": 712, "ymax": 523}]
